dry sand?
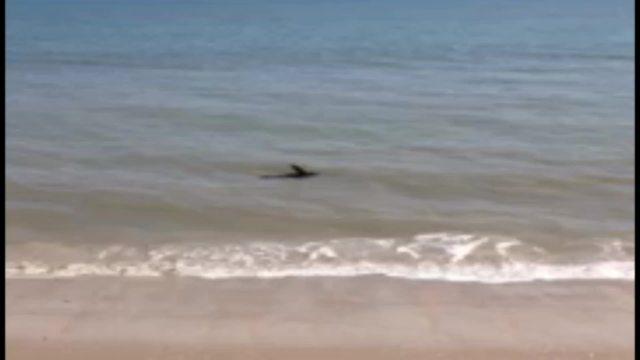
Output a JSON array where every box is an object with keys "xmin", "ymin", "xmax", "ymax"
[{"xmin": 6, "ymin": 277, "xmax": 635, "ymax": 359}]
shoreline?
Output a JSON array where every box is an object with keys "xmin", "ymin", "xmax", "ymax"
[{"xmin": 6, "ymin": 277, "xmax": 635, "ymax": 359}]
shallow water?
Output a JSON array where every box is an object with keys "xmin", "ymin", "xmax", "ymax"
[{"xmin": 6, "ymin": 0, "xmax": 634, "ymax": 282}]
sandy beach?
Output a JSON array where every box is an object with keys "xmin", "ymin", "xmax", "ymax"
[{"xmin": 6, "ymin": 277, "xmax": 634, "ymax": 360}]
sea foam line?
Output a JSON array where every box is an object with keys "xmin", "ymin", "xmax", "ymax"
[
  {"xmin": 5, "ymin": 259, "xmax": 635, "ymax": 283},
  {"xmin": 5, "ymin": 233, "xmax": 635, "ymax": 283}
]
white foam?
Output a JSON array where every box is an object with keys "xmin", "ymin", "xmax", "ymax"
[
  {"xmin": 5, "ymin": 233, "xmax": 635, "ymax": 283},
  {"xmin": 448, "ymin": 238, "xmax": 488, "ymax": 263},
  {"xmin": 5, "ymin": 259, "xmax": 634, "ymax": 283},
  {"xmin": 495, "ymin": 240, "xmax": 521, "ymax": 257},
  {"xmin": 396, "ymin": 245, "xmax": 421, "ymax": 259},
  {"xmin": 308, "ymin": 246, "xmax": 338, "ymax": 261}
]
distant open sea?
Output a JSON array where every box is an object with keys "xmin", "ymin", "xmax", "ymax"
[{"xmin": 6, "ymin": 0, "xmax": 634, "ymax": 282}]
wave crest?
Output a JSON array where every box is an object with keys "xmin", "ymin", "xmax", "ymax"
[{"xmin": 5, "ymin": 233, "xmax": 635, "ymax": 283}]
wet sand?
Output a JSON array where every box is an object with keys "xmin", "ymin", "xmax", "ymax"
[{"xmin": 6, "ymin": 277, "xmax": 635, "ymax": 359}]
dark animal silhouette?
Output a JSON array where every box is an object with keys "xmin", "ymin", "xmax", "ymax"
[{"xmin": 260, "ymin": 164, "xmax": 318, "ymax": 179}]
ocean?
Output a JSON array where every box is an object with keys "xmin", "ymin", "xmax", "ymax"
[{"xmin": 6, "ymin": 0, "xmax": 634, "ymax": 282}]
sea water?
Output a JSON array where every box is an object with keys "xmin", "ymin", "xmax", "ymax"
[{"xmin": 6, "ymin": 0, "xmax": 634, "ymax": 282}]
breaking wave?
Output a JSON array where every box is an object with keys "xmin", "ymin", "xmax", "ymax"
[{"xmin": 5, "ymin": 233, "xmax": 634, "ymax": 283}]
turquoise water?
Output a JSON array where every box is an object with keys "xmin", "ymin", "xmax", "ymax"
[{"xmin": 6, "ymin": 0, "xmax": 634, "ymax": 281}]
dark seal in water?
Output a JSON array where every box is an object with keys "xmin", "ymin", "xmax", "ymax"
[{"xmin": 260, "ymin": 164, "xmax": 318, "ymax": 179}]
